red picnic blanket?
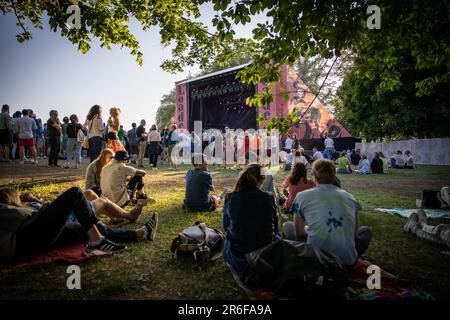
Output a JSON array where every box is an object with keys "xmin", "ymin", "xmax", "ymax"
[{"xmin": 1, "ymin": 243, "xmax": 110, "ymax": 269}]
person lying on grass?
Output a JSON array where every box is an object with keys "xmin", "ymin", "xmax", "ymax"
[
  {"xmin": 100, "ymin": 150, "xmax": 155, "ymax": 207},
  {"xmin": 283, "ymin": 159, "xmax": 372, "ymax": 266},
  {"xmin": 404, "ymin": 209, "xmax": 450, "ymax": 248},
  {"xmin": 0, "ymin": 186, "xmax": 123, "ymax": 258},
  {"xmin": 0, "ymin": 187, "xmax": 158, "ymax": 259},
  {"xmin": 183, "ymin": 153, "xmax": 225, "ymax": 212},
  {"xmin": 223, "ymin": 164, "xmax": 279, "ymax": 275}
]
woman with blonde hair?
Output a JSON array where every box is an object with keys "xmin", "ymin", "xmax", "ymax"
[
  {"xmin": 106, "ymin": 107, "xmax": 126, "ymax": 152},
  {"xmin": 85, "ymin": 148, "xmax": 115, "ymax": 196},
  {"xmin": 222, "ymin": 164, "xmax": 279, "ymax": 275}
]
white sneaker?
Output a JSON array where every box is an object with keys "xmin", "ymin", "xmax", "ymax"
[{"xmin": 403, "ymin": 213, "xmax": 420, "ymax": 233}]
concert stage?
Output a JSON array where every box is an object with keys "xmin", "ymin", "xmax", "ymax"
[{"xmin": 174, "ymin": 64, "xmax": 359, "ymax": 150}]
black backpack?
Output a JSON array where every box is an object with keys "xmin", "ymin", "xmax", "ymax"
[
  {"xmin": 170, "ymin": 221, "xmax": 225, "ymax": 262},
  {"xmin": 422, "ymin": 189, "xmax": 441, "ymax": 209},
  {"xmin": 243, "ymin": 240, "xmax": 348, "ymax": 299}
]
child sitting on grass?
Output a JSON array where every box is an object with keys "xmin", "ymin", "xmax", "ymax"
[{"xmin": 183, "ymin": 154, "xmax": 224, "ymax": 212}]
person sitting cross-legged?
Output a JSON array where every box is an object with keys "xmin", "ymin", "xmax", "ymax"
[
  {"xmin": 370, "ymin": 152, "xmax": 384, "ymax": 174},
  {"xmin": 0, "ymin": 186, "xmax": 126, "ymax": 259},
  {"xmin": 391, "ymin": 150, "xmax": 406, "ymax": 169},
  {"xmin": 283, "ymin": 159, "xmax": 372, "ymax": 266},
  {"xmin": 336, "ymin": 151, "xmax": 352, "ymax": 174},
  {"xmin": 100, "ymin": 150, "xmax": 155, "ymax": 207},
  {"xmin": 183, "ymin": 154, "xmax": 223, "ymax": 211},
  {"xmin": 357, "ymin": 155, "xmax": 371, "ymax": 174},
  {"xmin": 223, "ymin": 164, "xmax": 279, "ymax": 274},
  {"xmin": 404, "ymin": 150, "xmax": 415, "ymax": 169}
]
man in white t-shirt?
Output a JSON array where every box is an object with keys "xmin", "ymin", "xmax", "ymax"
[
  {"xmin": 101, "ymin": 150, "xmax": 155, "ymax": 207},
  {"xmin": 294, "ymin": 148, "xmax": 309, "ymax": 166},
  {"xmin": 312, "ymin": 146, "xmax": 324, "ymax": 161},
  {"xmin": 391, "ymin": 150, "xmax": 406, "ymax": 168},
  {"xmin": 284, "ymin": 150, "xmax": 294, "ymax": 170},
  {"xmin": 324, "ymin": 135, "xmax": 334, "ymax": 160},
  {"xmin": 284, "ymin": 134, "xmax": 293, "ymax": 153},
  {"xmin": 15, "ymin": 109, "xmax": 37, "ymax": 164},
  {"xmin": 283, "ymin": 159, "xmax": 372, "ymax": 265}
]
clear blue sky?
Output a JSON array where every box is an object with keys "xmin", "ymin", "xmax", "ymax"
[{"xmin": 0, "ymin": 5, "xmax": 264, "ymax": 130}]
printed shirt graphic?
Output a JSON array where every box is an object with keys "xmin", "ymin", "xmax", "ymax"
[{"xmin": 291, "ymin": 184, "xmax": 361, "ymax": 265}]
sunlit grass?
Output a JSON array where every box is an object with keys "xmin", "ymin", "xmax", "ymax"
[{"xmin": 0, "ymin": 164, "xmax": 449, "ymax": 299}]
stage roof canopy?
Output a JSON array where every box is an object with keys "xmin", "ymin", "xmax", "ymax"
[{"xmin": 176, "ymin": 62, "xmax": 251, "ymax": 85}]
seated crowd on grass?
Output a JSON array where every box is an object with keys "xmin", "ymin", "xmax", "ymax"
[{"xmin": 1, "ymin": 144, "xmax": 374, "ymax": 283}]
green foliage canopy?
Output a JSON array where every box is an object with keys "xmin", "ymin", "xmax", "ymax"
[
  {"xmin": 3, "ymin": 0, "xmax": 449, "ymax": 137},
  {"xmin": 155, "ymin": 89, "xmax": 176, "ymax": 129}
]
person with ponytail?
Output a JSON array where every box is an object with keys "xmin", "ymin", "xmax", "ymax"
[{"xmin": 222, "ymin": 164, "xmax": 279, "ymax": 275}]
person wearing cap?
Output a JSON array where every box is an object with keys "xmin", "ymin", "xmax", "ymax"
[{"xmin": 100, "ymin": 150, "xmax": 154, "ymax": 207}]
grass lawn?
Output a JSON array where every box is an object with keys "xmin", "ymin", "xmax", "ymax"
[{"xmin": 0, "ymin": 162, "xmax": 449, "ymax": 299}]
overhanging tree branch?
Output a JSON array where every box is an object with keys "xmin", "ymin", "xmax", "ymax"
[{"xmin": 298, "ymin": 56, "xmax": 339, "ymax": 122}]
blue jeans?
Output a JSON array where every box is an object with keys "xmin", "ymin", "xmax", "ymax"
[
  {"xmin": 223, "ymin": 240, "xmax": 249, "ymax": 275},
  {"xmin": 15, "ymin": 187, "xmax": 98, "ymax": 256},
  {"xmin": 66, "ymin": 138, "xmax": 82, "ymax": 164},
  {"xmin": 95, "ymin": 221, "xmax": 137, "ymax": 242},
  {"xmin": 324, "ymin": 148, "xmax": 333, "ymax": 160},
  {"xmin": 390, "ymin": 158, "xmax": 396, "ymax": 167}
]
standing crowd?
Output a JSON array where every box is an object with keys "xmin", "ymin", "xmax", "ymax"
[{"xmin": 0, "ymin": 104, "xmax": 181, "ymax": 170}]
